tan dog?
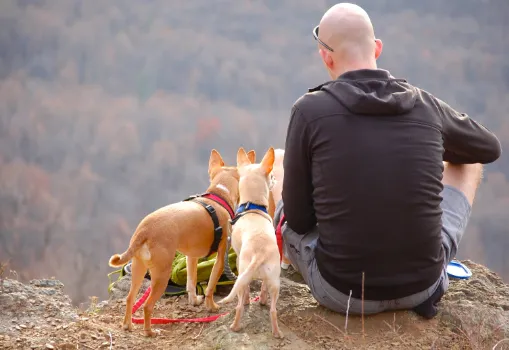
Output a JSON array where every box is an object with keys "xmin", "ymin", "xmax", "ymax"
[
  {"xmin": 108, "ymin": 150, "xmax": 239, "ymax": 337},
  {"xmin": 218, "ymin": 147, "xmax": 284, "ymax": 338},
  {"xmin": 248, "ymin": 148, "xmax": 291, "ymax": 269}
]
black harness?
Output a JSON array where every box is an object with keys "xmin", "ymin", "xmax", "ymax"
[{"xmin": 183, "ymin": 192, "xmax": 235, "ymax": 257}]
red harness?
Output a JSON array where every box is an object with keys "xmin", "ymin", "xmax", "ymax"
[{"xmin": 201, "ymin": 193, "xmax": 235, "ymax": 219}]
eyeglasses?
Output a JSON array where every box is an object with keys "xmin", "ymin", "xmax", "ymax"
[
  {"xmin": 313, "ymin": 25, "xmax": 334, "ymax": 52},
  {"xmin": 313, "ymin": 25, "xmax": 377, "ymax": 53}
]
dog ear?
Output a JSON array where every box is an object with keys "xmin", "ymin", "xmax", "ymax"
[
  {"xmin": 209, "ymin": 149, "xmax": 225, "ymax": 177},
  {"xmin": 247, "ymin": 150, "xmax": 256, "ymax": 164},
  {"xmin": 260, "ymin": 147, "xmax": 275, "ymax": 175},
  {"xmin": 237, "ymin": 147, "xmax": 251, "ymax": 167}
]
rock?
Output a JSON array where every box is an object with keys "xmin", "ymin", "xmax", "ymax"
[
  {"xmin": 108, "ymin": 275, "xmax": 150, "ymax": 301},
  {"xmin": 439, "ymin": 260, "xmax": 509, "ymax": 339},
  {"xmin": 0, "ymin": 278, "xmax": 78, "ymax": 336},
  {"xmin": 31, "ymin": 280, "xmax": 64, "ymax": 289}
]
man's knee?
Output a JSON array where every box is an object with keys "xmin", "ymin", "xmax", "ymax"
[{"xmin": 442, "ymin": 162, "xmax": 483, "ymax": 206}]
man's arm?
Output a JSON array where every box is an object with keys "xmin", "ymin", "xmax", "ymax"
[
  {"xmin": 282, "ymin": 105, "xmax": 316, "ymax": 234},
  {"xmin": 437, "ymin": 98, "xmax": 502, "ymax": 164}
]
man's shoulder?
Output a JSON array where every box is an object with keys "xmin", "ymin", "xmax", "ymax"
[{"xmin": 293, "ymin": 81, "xmax": 337, "ymax": 118}]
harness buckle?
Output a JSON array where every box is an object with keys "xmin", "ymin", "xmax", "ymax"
[{"xmin": 205, "ymin": 204, "xmax": 216, "ymax": 215}]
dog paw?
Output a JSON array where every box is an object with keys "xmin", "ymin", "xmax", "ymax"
[
  {"xmin": 230, "ymin": 323, "xmax": 242, "ymax": 333},
  {"xmin": 122, "ymin": 323, "xmax": 133, "ymax": 332},
  {"xmin": 188, "ymin": 294, "xmax": 204, "ymax": 306},
  {"xmin": 272, "ymin": 329, "xmax": 284, "ymax": 339},
  {"xmin": 205, "ymin": 299, "xmax": 220, "ymax": 312},
  {"xmin": 144, "ymin": 329, "xmax": 160, "ymax": 337}
]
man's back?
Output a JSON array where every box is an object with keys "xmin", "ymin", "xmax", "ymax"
[{"xmin": 282, "ymin": 69, "xmax": 501, "ymax": 300}]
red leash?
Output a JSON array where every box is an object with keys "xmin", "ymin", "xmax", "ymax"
[
  {"xmin": 131, "ymin": 287, "xmax": 260, "ymax": 324},
  {"xmin": 275, "ymin": 214, "xmax": 286, "ymax": 262}
]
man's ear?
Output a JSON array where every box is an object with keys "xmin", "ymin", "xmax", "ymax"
[
  {"xmin": 209, "ymin": 149, "xmax": 225, "ymax": 178},
  {"xmin": 237, "ymin": 147, "xmax": 251, "ymax": 168},
  {"xmin": 260, "ymin": 147, "xmax": 275, "ymax": 175},
  {"xmin": 247, "ymin": 150, "xmax": 256, "ymax": 164},
  {"xmin": 319, "ymin": 48, "xmax": 334, "ymax": 70},
  {"xmin": 374, "ymin": 38, "xmax": 383, "ymax": 60}
]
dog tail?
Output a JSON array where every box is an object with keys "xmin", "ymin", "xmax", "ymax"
[
  {"xmin": 219, "ymin": 257, "xmax": 261, "ymax": 304},
  {"xmin": 108, "ymin": 228, "xmax": 148, "ymax": 268}
]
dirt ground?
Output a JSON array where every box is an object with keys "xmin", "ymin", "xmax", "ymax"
[{"xmin": 1, "ymin": 260, "xmax": 508, "ymax": 350}]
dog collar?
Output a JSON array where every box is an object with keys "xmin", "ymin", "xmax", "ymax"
[
  {"xmin": 236, "ymin": 202, "xmax": 268, "ymax": 215},
  {"xmin": 202, "ymin": 193, "xmax": 235, "ymax": 219}
]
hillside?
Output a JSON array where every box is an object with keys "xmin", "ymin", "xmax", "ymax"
[
  {"xmin": 1, "ymin": 260, "xmax": 508, "ymax": 349},
  {"xmin": 0, "ymin": 0, "xmax": 508, "ymax": 305}
]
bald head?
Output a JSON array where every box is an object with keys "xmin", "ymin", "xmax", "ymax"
[{"xmin": 316, "ymin": 3, "xmax": 382, "ymax": 78}]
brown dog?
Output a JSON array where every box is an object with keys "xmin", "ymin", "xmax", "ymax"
[
  {"xmin": 108, "ymin": 149, "xmax": 240, "ymax": 337},
  {"xmin": 218, "ymin": 147, "xmax": 284, "ymax": 338}
]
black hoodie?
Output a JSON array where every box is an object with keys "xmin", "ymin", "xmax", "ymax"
[{"xmin": 282, "ymin": 69, "xmax": 501, "ymax": 300}]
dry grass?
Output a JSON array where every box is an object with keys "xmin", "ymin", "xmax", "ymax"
[
  {"xmin": 455, "ymin": 311, "xmax": 508, "ymax": 350},
  {"xmin": 361, "ymin": 271, "xmax": 365, "ymax": 338},
  {"xmin": 344, "ymin": 289, "xmax": 353, "ymax": 334},
  {"xmin": 313, "ymin": 312, "xmax": 345, "ymax": 336},
  {"xmin": 383, "ymin": 313, "xmax": 402, "ymax": 336},
  {"xmin": 492, "ymin": 338, "xmax": 509, "ymax": 350}
]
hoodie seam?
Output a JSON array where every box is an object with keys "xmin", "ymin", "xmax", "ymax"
[
  {"xmin": 335, "ymin": 78, "xmax": 406, "ymax": 83},
  {"xmin": 305, "ymin": 113, "xmax": 442, "ymax": 132}
]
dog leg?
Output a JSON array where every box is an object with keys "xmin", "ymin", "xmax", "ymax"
[
  {"xmin": 230, "ymin": 285, "xmax": 246, "ymax": 332},
  {"xmin": 143, "ymin": 268, "xmax": 171, "ymax": 337},
  {"xmin": 259, "ymin": 281, "xmax": 268, "ymax": 306},
  {"xmin": 186, "ymin": 256, "xmax": 204, "ymax": 306},
  {"xmin": 243, "ymin": 284, "xmax": 251, "ymax": 305},
  {"xmin": 268, "ymin": 278, "xmax": 284, "ymax": 339},
  {"xmin": 204, "ymin": 243, "xmax": 226, "ymax": 312},
  {"xmin": 122, "ymin": 257, "xmax": 147, "ymax": 332}
]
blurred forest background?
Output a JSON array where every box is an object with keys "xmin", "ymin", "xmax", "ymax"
[{"xmin": 0, "ymin": 0, "xmax": 508, "ymax": 304}]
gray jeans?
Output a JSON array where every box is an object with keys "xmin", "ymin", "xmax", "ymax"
[{"xmin": 275, "ymin": 185, "xmax": 471, "ymax": 315}]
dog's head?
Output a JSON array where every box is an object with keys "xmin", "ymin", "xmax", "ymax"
[
  {"xmin": 236, "ymin": 147, "xmax": 275, "ymax": 204},
  {"xmin": 246, "ymin": 149, "xmax": 276, "ymax": 190},
  {"xmin": 208, "ymin": 149, "xmax": 240, "ymax": 205}
]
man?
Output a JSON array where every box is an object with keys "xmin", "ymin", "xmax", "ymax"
[{"xmin": 275, "ymin": 3, "xmax": 502, "ymax": 318}]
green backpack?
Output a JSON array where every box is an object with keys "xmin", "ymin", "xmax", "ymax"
[{"xmin": 107, "ymin": 248, "xmax": 238, "ymax": 297}]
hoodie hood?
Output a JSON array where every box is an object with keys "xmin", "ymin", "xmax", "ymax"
[{"xmin": 312, "ymin": 69, "xmax": 417, "ymax": 116}]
